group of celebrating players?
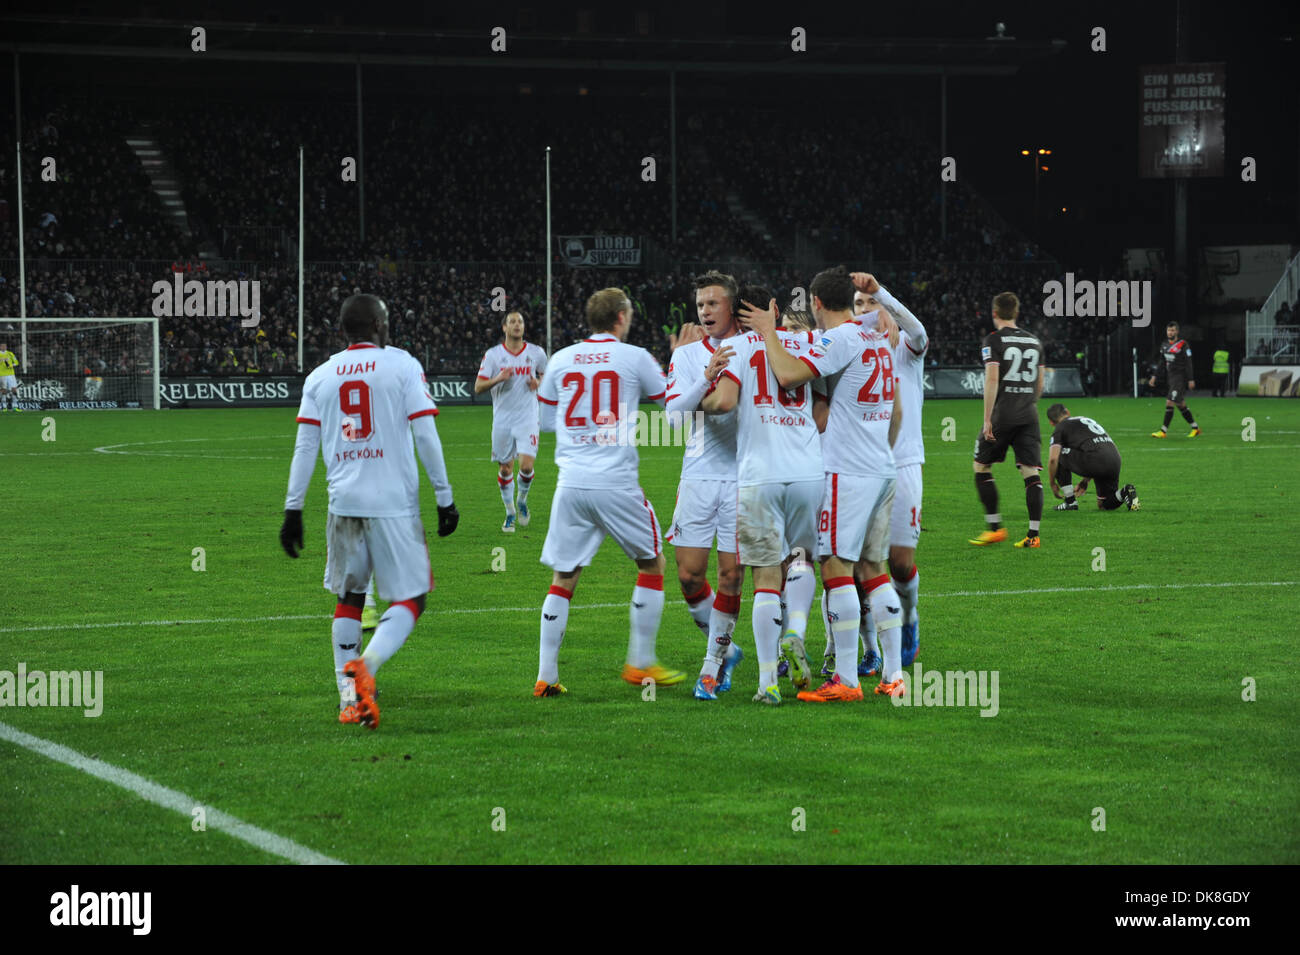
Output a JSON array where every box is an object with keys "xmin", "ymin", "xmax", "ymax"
[{"xmin": 279, "ymin": 265, "xmax": 1147, "ymax": 728}]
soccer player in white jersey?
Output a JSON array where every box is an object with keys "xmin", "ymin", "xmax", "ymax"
[
  {"xmin": 853, "ymin": 272, "xmax": 928, "ymax": 668},
  {"xmin": 532, "ymin": 288, "xmax": 685, "ymax": 697},
  {"xmin": 702, "ymin": 300, "xmax": 823, "ymax": 706},
  {"xmin": 475, "ymin": 311, "xmax": 547, "ymax": 532},
  {"xmin": 664, "ymin": 271, "xmax": 747, "ymax": 701},
  {"xmin": 748, "ymin": 265, "xmax": 914, "ymax": 700},
  {"xmin": 280, "ymin": 294, "xmax": 459, "ymax": 729}
]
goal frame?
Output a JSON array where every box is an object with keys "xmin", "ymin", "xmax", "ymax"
[{"xmin": 9, "ymin": 317, "xmax": 161, "ymax": 410}]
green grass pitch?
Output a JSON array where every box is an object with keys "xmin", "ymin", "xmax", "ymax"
[{"xmin": 1, "ymin": 396, "xmax": 1297, "ymax": 864}]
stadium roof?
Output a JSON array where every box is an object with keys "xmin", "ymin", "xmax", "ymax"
[{"xmin": 0, "ymin": 13, "xmax": 1065, "ymax": 75}]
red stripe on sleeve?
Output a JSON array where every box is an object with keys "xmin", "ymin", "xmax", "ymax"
[
  {"xmin": 296, "ymin": 417, "xmax": 320, "ymax": 426},
  {"xmin": 720, "ymin": 370, "xmax": 741, "ymax": 386},
  {"xmin": 645, "ymin": 391, "xmax": 666, "ymax": 402},
  {"xmin": 408, "ymin": 408, "xmax": 438, "ymax": 420},
  {"xmin": 538, "ymin": 396, "xmax": 558, "ymax": 405},
  {"xmin": 798, "ymin": 355, "xmax": 821, "ymax": 376}
]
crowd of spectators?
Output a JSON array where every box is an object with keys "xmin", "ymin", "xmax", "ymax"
[{"xmin": 1, "ymin": 91, "xmax": 1130, "ymax": 380}]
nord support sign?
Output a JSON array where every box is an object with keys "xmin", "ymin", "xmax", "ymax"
[{"xmin": 558, "ymin": 235, "xmax": 642, "ymax": 268}]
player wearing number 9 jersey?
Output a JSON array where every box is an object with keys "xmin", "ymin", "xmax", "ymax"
[
  {"xmin": 532, "ymin": 288, "xmax": 685, "ymax": 698},
  {"xmin": 970, "ymin": 292, "xmax": 1047, "ymax": 549},
  {"xmin": 281, "ymin": 294, "xmax": 458, "ymax": 730}
]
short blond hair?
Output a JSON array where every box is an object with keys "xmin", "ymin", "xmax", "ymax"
[{"xmin": 586, "ymin": 288, "xmax": 631, "ymax": 333}]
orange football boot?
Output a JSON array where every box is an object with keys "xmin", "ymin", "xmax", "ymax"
[{"xmin": 796, "ymin": 673, "xmax": 864, "ymax": 702}]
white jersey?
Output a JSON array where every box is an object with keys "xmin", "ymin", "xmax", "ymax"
[
  {"xmin": 719, "ymin": 330, "xmax": 823, "ymax": 487},
  {"xmin": 537, "ymin": 332, "xmax": 666, "ymax": 489},
  {"xmin": 802, "ymin": 320, "xmax": 897, "ymax": 479},
  {"xmin": 665, "ymin": 336, "xmax": 738, "ymax": 481},
  {"xmin": 892, "ymin": 329, "xmax": 928, "ymax": 467},
  {"xmin": 296, "ymin": 343, "xmax": 439, "ymax": 518},
  {"xmin": 477, "ymin": 341, "xmax": 547, "ymax": 430}
]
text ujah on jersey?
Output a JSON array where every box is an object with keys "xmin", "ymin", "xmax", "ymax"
[{"xmin": 337, "ymin": 360, "xmax": 377, "ymax": 376}]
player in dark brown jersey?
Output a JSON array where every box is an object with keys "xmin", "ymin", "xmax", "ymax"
[
  {"xmin": 969, "ymin": 292, "xmax": 1047, "ymax": 549},
  {"xmin": 1148, "ymin": 321, "xmax": 1201, "ymax": 437},
  {"xmin": 1045, "ymin": 404, "xmax": 1139, "ymax": 512}
]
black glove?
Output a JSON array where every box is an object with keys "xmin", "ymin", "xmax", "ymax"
[
  {"xmin": 280, "ymin": 509, "xmax": 304, "ymax": 558},
  {"xmin": 437, "ymin": 502, "xmax": 460, "ymax": 537}
]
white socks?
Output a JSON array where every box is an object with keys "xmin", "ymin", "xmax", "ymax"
[
  {"xmin": 865, "ymin": 575, "xmax": 903, "ymax": 682},
  {"xmin": 895, "ymin": 565, "xmax": 919, "ymax": 627},
  {"xmin": 537, "ymin": 585, "xmax": 571, "ymax": 684},
  {"xmin": 498, "ymin": 473, "xmax": 515, "ymax": 515},
  {"xmin": 783, "ymin": 560, "xmax": 816, "ymax": 639},
  {"xmin": 703, "ymin": 590, "xmax": 741, "ymax": 677},
  {"xmin": 332, "ymin": 605, "xmax": 362, "ymax": 703},
  {"xmin": 825, "ymin": 578, "xmax": 862, "ymax": 688},
  {"xmin": 753, "ymin": 590, "xmax": 782, "ymax": 688},
  {"xmin": 628, "ymin": 574, "xmax": 665, "ymax": 669},
  {"xmin": 684, "ymin": 581, "xmax": 713, "ymax": 635},
  {"xmin": 362, "ymin": 601, "xmax": 418, "ymax": 673}
]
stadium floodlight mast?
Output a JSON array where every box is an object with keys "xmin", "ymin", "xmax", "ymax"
[
  {"xmin": 545, "ymin": 145, "xmax": 553, "ymax": 357},
  {"xmin": 1019, "ymin": 147, "xmax": 1052, "ymax": 239},
  {"xmin": 298, "ymin": 145, "xmax": 305, "ymax": 373}
]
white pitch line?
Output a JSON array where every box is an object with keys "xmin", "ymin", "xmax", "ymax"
[
  {"xmin": 2, "ymin": 580, "xmax": 1295, "ymax": 634},
  {"xmin": 0, "ymin": 721, "xmax": 345, "ymax": 865}
]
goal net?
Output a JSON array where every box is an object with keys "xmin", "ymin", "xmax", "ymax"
[{"xmin": 3, "ymin": 317, "xmax": 160, "ymax": 410}]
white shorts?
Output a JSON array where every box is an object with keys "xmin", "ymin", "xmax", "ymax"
[
  {"xmin": 540, "ymin": 485, "xmax": 663, "ymax": 570},
  {"xmin": 491, "ymin": 422, "xmax": 539, "ymax": 463},
  {"xmin": 0, "ymin": 375, "xmax": 15, "ymax": 391},
  {"xmin": 322, "ymin": 513, "xmax": 433, "ymax": 602},
  {"xmin": 819, "ymin": 472, "xmax": 895, "ymax": 563},
  {"xmin": 737, "ymin": 480, "xmax": 820, "ymax": 568},
  {"xmin": 890, "ymin": 463, "xmax": 923, "ymax": 549},
  {"xmin": 667, "ymin": 478, "xmax": 738, "ymax": 552}
]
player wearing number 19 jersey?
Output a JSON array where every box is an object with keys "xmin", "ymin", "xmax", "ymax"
[
  {"xmin": 971, "ymin": 292, "xmax": 1046, "ymax": 549},
  {"xmin": 533, "ymin": 288, "xmax": 685, "ymax": 697},
  {"xmin": 280, "ymin": 294, "xmax": 459, "ymax": 729},
  {"xmin": 704, "ymin": 299, "xmax": 823, "ymax": 705}
]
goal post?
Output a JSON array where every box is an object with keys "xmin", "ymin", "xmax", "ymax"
[{"xmin": 2, "ymin": 317, "xmax": 161, "ymax": 410}]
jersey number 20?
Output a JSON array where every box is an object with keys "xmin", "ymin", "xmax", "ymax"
[{"xmin": 562, "ymin": 370, "xmax": 621, "ymax": 427}]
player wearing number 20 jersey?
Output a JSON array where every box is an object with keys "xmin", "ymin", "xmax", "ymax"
[
  {"xmin": 283, "ymin": 294, "xmax": 457, "ymax": 729},
  {"xmin": 532, "ymin": 288, "xmax": 684, "ymax": 698}
]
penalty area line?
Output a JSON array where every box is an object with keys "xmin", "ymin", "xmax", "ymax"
[
  {"xmin": 0, "ymin": 721, "xmax": 345, "ymax": 865},
  {"xmin": 3, "ymin": 580, "xmax": 1296, "ymax": 634}
]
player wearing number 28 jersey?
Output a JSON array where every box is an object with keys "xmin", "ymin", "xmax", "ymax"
[
  {"xmin": 753, "ymin": 266, "xmax": 912, "ymax": 701},
  {"xmin": 532, "ymin": 288, "xmax": 684, "ymax": 698},
  {"xmin": 281, "ymin": 294, "xmax": 459, "ymax": 730}
]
